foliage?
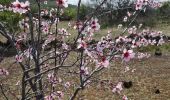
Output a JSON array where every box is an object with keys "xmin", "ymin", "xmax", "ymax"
[
  {"xmin": 0, "ymin": 0, "xmax": 11, "ymax": 5},
  {"xmin": 61, "ymin": 7, "xmax": 77, "ymax": 20},
  {"xmin": 79, "ymin": 4, "xmax": 90, "ymax": 20},
  {"xmin": 158, "ymin": 1, "xmax": 170, "ymax": 17},
  {"xmin": 157, "ymin": 1, "xmax": 170, "ymax": 24},
  {"xmin": 0, "ymin": 11, "xmax": 22, "ymax": 32}
]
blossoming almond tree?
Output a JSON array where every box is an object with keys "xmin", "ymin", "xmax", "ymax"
[{"xmin": 0, "ymin": 0, "xmax": 167, "ymax": 100}]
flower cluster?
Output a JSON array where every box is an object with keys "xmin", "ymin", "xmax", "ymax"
[
  {"xmin": 42, "ymin": 34, "xmax": 56, "ymax": 49},
  {"xmin": 0, "ymin": 4, "xmax": 13, "ymax": 12},
  {"xmin": 11, "ymin": 0, "xmax": 30, "ymax": 14},
  {"xmin": 47, "ymin": 72, "xmax": 62, "ymax": 86},
  {"xmin": 45, "ymin": 91, "xmax": 64, "ymax": 100},
  {"xmin": 0, "ymin": 4, "xmax": 4, "ymax": 11},
  {"xmin": 135, "ymin": 0, "xmax": 162, "ymax": 10},
  {"xmin": 137, "ymin": 52, "xmax": 151, "ymax": 59},
  {"xmin": 15, "ymin": 47, "xmax": 35, "ymax": 62},
  {"xmin": 56, "ymin": 0, "xmax": 68, "ymax": 8},
  {"xmin": 116, "ymin": 28, "xmax": 166, "ymax": 48},
  {"xmin": 41, "ymin": 21, "xmax": 50, "ymax": 34},
  {"xmin": 58, "ymin": 28, "xmax": 71, "ymax": 40},
  {"xmin": 0, "ymin": 68, "xmax": 9, "ymax": 76},
  {"xmin": 112, "ymin": 82, "xmax": 123, "ymax": 94},
  {"xmin": 19, "ymin": 19, "xmax": 30, "ymax": 30}
]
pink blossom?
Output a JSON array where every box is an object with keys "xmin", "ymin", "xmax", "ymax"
[
  {"xmin": 157, "ymin": 37, "xmax": 164, "ymax": 46},
  {"xmin": 64, "ymin": 82, "xmax": 71, "ymax": 88},
  {"xmin": 131, "ymin": 40, "xmax": 138, "ymax": 48},
  {"xmin": 45, "ymin": 91, "xmax": 64, "ymax": 100},
  {"xmin": 90, "ymin": 18, "xmax": 100, "ymax": 31},
  {"xmin": 0, "ymin": 4, "xmax": 3, "ymax": 11},
  {"xmin": 12, "ymin": 0, "xmax": 30, "ymax": 14},
  {"xmin": 140, "ymin": 38, "xmax": 148, "ymax": 46},
  {"xmin": 115, "ymin": 36, "xmax": 125, "ymax": 43},
  {"xmin": 15, "ymin": 54, "xmax": 23, "ymax": 62},
  {"xmin": 124, "ymin": 66, "xmax": 130, "ymax": 72},
  {"xmin": 18, "ymin": 32, "xmax": 27, "ymax": 41},
  {"xmin": 137, "ymin": 52, "xmax": 151, "ymax": 59},
  {"xmin": 74, "ymin": 21, "xmax": 83, "ymax": 30},
  {"xmin": 54, "ymin": 18, "xmax": 60, "ymax": 24},
  {"xmin": 123, "ymin": 16, "xmax": 128, "ymax": 22},
  {"xmin": 127, "ymin": 11, "xmax": 131, "ymax": 17},
  {"xmin": 122, "ymin": 49, "xmax": 135, "ymax": 62},
  {"xmin": 41, "ymin": 21, "xmax": 49, "ymax": 34},
  {"xmin": 0, "ymin": 68, "xmax": 9, "ymax": 76},
  {"xmin": 41, "ymin": 9, "xmax": 49, "ymax": 16},
  {"xmin": 77, "ymin": 39, "xmax": 87, "ymax": 49},
  {"xmin": 19, "ymin": 19, "xmax": 29, "ymax": 29},
  {"xmin": 15, "ymin": 39, "xmax": 23, "ymax": 50},
  {"xmin": 56, "ymin": 0, "xmax": 68, "ymax": 8},
  {"xmin": 24, "ymin": 48, "xmax": 33, "ymax": 59},
  {"xmin": 112, "ymin": 82, "xmax": 123, "ymax": 94},
  {"xmin": 44, "ymin": 0, "xmax": 48, "ymax": 5},
  {"xmin": 80, "ymin": 66, "xmax": 89, "ymax": 75},
  {"xmin": 128, "ymin": 28, "xmax": 133, "ymax": 34},
  {"xmin": 118, "ymin": 24, "xmax": 123, "ymax": 29},
  {"xmin": 128, "ymin": 26, "xmax": 137, "ymax": 34},
  {"xmin": 97, "ymin": 57, "xmax": 109, "ymax": 68},
  {"xmin": 56, "ymin": 91, "xmax": 64, "ymax": 100},
  {"xmin": 47, "ymin": 73, "xmax": 57, "ymax": 85},
  {"xmin": 122, "ymin": 95, "xmax": 128, "ymax": 100},
  {"xmin": 62, "ymin": 43, "xmax": 69, "ymax": 50},
  {"xmin": 45, "ymin": 95, "xmax": 54, "ymax": 100},
  {"xmin": 45, "ymin": 93, "xmax": 56, "ymax": 100},
  {"xmin": 42, "ymin": 34, "xmax": 55, "ymax": 49},
  {"xmin": 137, "ymin": 52, "xmax": 146, "ymax": 59},
  {"xmin": 58, "ymin": 28, "xmax": 70, "ymax": 39},
  {"xmin": 135, "ymin": 0, "xmax": 143, "ymax": 10},
  {"xmin": 132, "ymin": 26, "xmax": 137, "ymax": 32},
  {"xmin": 96, "ymin": 41, "xmax": 107, "ymax": 54},
  {"xmin": 150, "ymin": 40, "xmax": 156, "ymax": 45}
]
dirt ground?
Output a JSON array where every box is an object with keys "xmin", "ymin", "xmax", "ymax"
[
  {"xmin": 0, "ymin": 22, "xmax": 170, "ymax": 99},
  {"xmin": 0, "ymin": 52, "xmax": 170, "ymax": 100},
  {"xmin": 81, "ymin": 54, "xmax": 170, "ymax": 100}
]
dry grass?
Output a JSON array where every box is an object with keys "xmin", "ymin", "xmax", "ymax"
[
  {"xmin": 80, "ymin": 55, "xmax": 170, "ymax": 100},
  {"xmin": 0, "ymin": 21, "xmax": 170, "ymax": 100},
  {"xmin": 1, "ymin": 52, "xmax": 170, "ymax": 100}
]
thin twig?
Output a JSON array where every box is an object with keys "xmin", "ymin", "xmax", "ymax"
[{"xmin": 25, "ymin": 65, "xmax": 71, "ymax": 82}]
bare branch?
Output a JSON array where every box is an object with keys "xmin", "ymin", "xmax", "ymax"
[{"xmin": 25, "ymin": 65, "xmax": 71, "ymax": 82}]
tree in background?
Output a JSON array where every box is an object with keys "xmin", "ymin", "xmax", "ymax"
[
  {"xmin": 158, "ymin": 1, "xmax": 170, "ymax": 24},
  {"xmin": 89, "ymin": 0, "xmax": 134, "ymax": 27}
]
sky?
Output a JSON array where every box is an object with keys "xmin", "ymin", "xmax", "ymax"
[
  {"xmin": 67, "ymin": 0, "xmax": 170, "ymax": 5},
  {"xmin": 68, "ymin": 0, "xmax": 87, "ymax": 5}
]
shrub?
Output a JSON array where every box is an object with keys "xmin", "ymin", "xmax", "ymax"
[
  {"xmin": 0, "ymin": 0, "xmax": 11, "ymax": 5},
  {"xmin": 0, "ymin": 11, "xmax": 23, "ymax": 32},
  {"xmin": 61, "ymin": 8, "xmax": 77, "ymax": 20}
]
